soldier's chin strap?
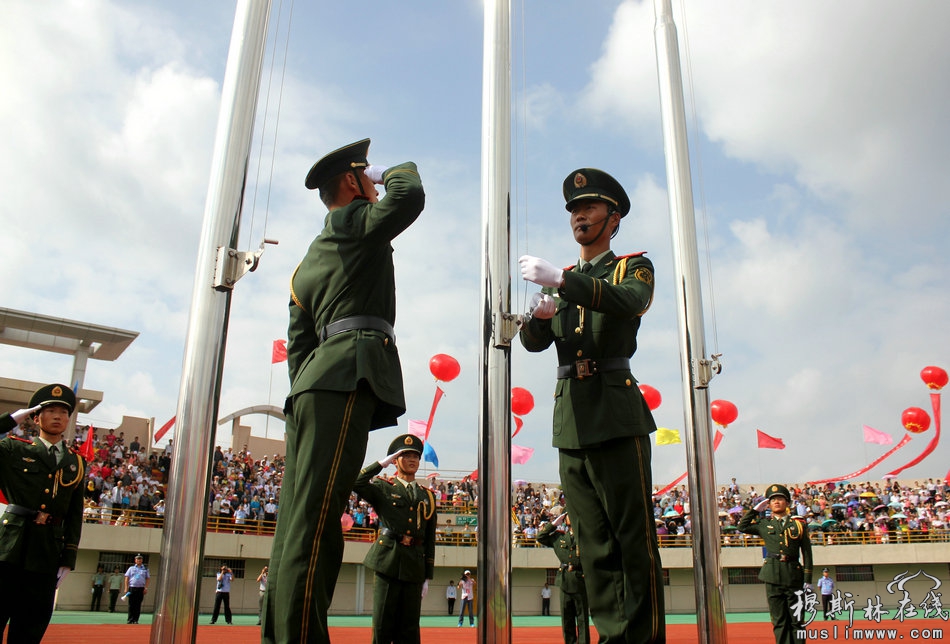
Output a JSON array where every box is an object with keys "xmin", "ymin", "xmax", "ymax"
[{"xmin": 350, "ymin": 164, "xmax": 369, "ymax": 201}]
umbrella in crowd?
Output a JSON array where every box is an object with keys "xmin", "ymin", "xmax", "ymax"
[
  {"xmin": 832, "ymin": 503, "xmax": 847, "ymax": 509},
  {"xmin": 728, "ymin": 506, "xmax": 744, "ymax": 515},
  {"xmin": 822, "ymin": 519, "xmax": 838, "ymax": 528},
  {"xmin": 891, "ymin": 513, "xmax": 908, "ymax": 520},
  {"xmin": 859, "ymin": 492, "xmax": 878, "ymax": 498},
  {"xmin": 888, "ymin": 501, "xmax": 903, "ymax": 508},
  {"xmin": 873, "ymin": 504, "xmax": 886, "ymax": 511}
]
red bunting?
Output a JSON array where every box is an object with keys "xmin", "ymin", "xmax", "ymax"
[
  {"xmin": 272, "ymin": 339, "xmax": 288, "ymax": 364},
  {"xmin": 512, "ymin": 416, "xmax": 524, "ymax": 438},
  {"xmin": 807, "ymin": 434, "xmax": 912, "ymax": 486},
  {"xmin": 423, "ymin": 387, "xmax": 445, "ymax": 442},
  {"xmin": 78, "ymin": 424, "xmax": 96, "ymax": 461},
  {"xmin": 756, "ymin": 429, "xmax": 785, "ymax": 450},
  {"xmin": 154, "ymin": 416, "xmax": 176, "ymax": 442}
]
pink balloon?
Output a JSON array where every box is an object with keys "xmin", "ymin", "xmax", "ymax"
[
  {"xmin": 429, "ymin": 354, "xmax": 461, "ymax": 382},
  {"xmin": 511, "ymin": 387, "xmax": 535, "ymax": 416}
]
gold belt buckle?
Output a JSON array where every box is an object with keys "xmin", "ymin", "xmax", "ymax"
[
  {"xmin": 399, "ymin": 535, "xmax": 414, "ymax": 546},
  {"xmin": 34, "ymin": 511, "xmax": 51, "ymax": 525},
  {"xmin": 575, "ymin": 359, "xmax": 592, "ymax": 378}
]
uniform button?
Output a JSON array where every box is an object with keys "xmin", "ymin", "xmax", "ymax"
[
  {"xmin": 576, "ymin": 350, "xmax": 583, "ymax": 357},
  {"xmin": 40, "ymin": 504, "xmax": 47, "ymax": 510},
  {"xmin": 384, "ymin": 338, "xmax": 389, "ymax": 346},
  {"xmin": 48, "ymin": 474, "xmax": 53, "ymax": 479},
  {"xmin": 44, "ymin": 489, "xmax": 50, "ymax": 494},
  {"xmin": 625, "ymin": 379, "xmax": 632, "ymax": 386},
  {"xmin": 574, "ymin": 327, "xmax": 581, "ymax": 334},
  {"xmin": 408, "ymin": 518, "xmax": 413, "ymax": 523},
  {"xmin": 1, "ymin": 520, "xmax": 6, "ymax": 525}
]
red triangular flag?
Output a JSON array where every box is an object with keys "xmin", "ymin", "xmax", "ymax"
[
  {"xmin": 155, "ymin": 416, "xmax": 176, "ymax": 442},
  {"xmin": 78, "ymin": 424, "xmax": 96, "ymax": 461},
  {"xmin": 423, "ymin": 387, "xmax": 445, "ymax": 442},
  {"xmin": 756, "ymin": 429, "xmax": 786, "ymax": 450},
  {"xmin": 272, "ymin": 339, "xmax": 288, "ymax": 364}
]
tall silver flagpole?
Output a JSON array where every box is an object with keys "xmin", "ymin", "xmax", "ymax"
[
  {"xmin": 151, "ymin": 1, "xmax": 272, "ymax": 642},
  {"xmin": 477, "ymin": 0, "xmax": 513, "ymax": 642},
  {"xmin": 653, "ymin": 1, "xmax": 727, "ymax": 642}
]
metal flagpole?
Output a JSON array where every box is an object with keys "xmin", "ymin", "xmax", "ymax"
[
  {"xmin": 151, "ymin": 1, "xmax": 273, "ymax": 641},
  {"xmin": 477, "ymin": 0, "xmax": 513, "ymax": 642},
  {"xmin": 652, "ymin": 1, "xmax": 727, "ymax": 642}
]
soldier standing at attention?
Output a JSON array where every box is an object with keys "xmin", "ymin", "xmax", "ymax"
[
  {"xmin": 537, "ymin": 512, "xmax": 590, "ymax": 644},
  {"xmin": 738, "ymin": 484, "xmax": 814, "ymax": 644},
  {"xmin": 353, "ymin": 434, "xmax": 437, "ymax": 644},
  {"xmin": 0, "ymin": 384, "xmax": 85, "ymax": 643},
  {"xmin": 519, "ymin": 168, "xmax": 664, "ymax": 643},
  {"xmin": 262, "ymin": 139, "xmax": 425, "ymax": 644}
]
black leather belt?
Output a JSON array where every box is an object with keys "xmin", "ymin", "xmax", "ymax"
[
  {"xmin": 556, "ymin": 357, "xmax": 629, "ymax": 379},
  {"xmin": 381, "ymin": 527, "xmax": 416, "ymax": 546},
  {"xmin": 4, "ymin": 503, "xmax": 62, "ymax": 526},
  {"xmin": 768, "ymin": 553, "xmax": 792, "ymax": 562},
  {"xmin": 317, "ymin": 315, "xmax": 394, "ymax": 346}
]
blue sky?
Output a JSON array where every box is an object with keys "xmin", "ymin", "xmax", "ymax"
[{"xmin": 2, "ymin": 1, "xmax": 948, "ymax": 487}]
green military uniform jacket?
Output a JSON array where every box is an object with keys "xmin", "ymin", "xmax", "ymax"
[
  {"xmin": 536, "ymin": 522, "xmax": 586, "ymax": 595},
  {"xmin": 287, "ymin": 162, "xmax": 425, "ymax": 429},
  {"xmin": 0, "ymin": 434, "xmax": 85, "ymax": 573},
  {"xmin": 354, "ymin": 462, "xmax": 437, "ymax": 583},
  {"xmin": 738, "ymin": 509, "xmax": 813, "ymax": 586},
  {"xmin": 520, "ymin": 251, "xmax": 657, "ymax": 449}
]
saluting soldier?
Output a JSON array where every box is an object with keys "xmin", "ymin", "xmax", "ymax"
[
  {"xmin": 0, "ymin": 383, "xmax": 85, "ymax": 643},
  {"xmin": 536, "ymin": 512, "xmax": 591, "ymax": 644},
  {"xmin": 353, "ymin": 434, "xmax": 437, "ymax": 644},
  {"xmin": 519, "ymin": 168, "xmax": 664, "ymax": 643},
  {"xmin": 738, "ymin": 483, "xmax": 814, "ymax": 644},
  {"xmin": 263, "ymin": 139, "xmax": 425, "ymax": 644}
]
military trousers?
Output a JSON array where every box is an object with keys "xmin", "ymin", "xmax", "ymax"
[
  {"xmin": 262, "ymin": 383, "xmax": 378, "ymax": 644},
  {"xmin": 765, "ymin": 582, "xmax": 805, "ymax": 644},
  {"xmin": 0, "ymin": 562, "xmax": 57, "ymax": 643},
  {"xmin": 371, "ymin": 571, "xmax": 423, "ymax": 644},
  {"xmin": 559, "ymin": 588, "xmax": 591, "ymax": 644},
  {"xmin": 559, "ymin": 435, "xmax": 665, "ymax": 644}
]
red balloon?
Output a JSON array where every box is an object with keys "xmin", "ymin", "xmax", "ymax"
[
  {"xmin": 638, "ymin": 384, "xmax": 662, "ymax": 411},
  {"xmin": 921, "ymin": 366, "xmax": 948, "ymax": 391},
  {"xmin": 710, "ymin": 399, "xmax": 738, "ymax": 427},
  {"xmin": 902, "ymin": 407, "xmax": 931, "ymax": 434},
  {"xmin": 511, "ymin": 387, "xmax": 535, "ymax": 416},
  {"xmin": 429, "ymin": 354, "xmax": 460, "ymax": 382}
]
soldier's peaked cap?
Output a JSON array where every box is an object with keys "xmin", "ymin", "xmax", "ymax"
[
  {"xmin": 28, "ymin": 383, "xmax": 76, "ymax": 414},
  {"xmin": 766, "ymin": 484, "xmax": 791, "ymax": 501},
  {"xmin": 563, "ymin": 168, "xmax": 631, "ymax": 217},
  {"xmin": 387, "ymin": 433, "xmax": 424, "ymax": 456},
  {"xmin": 305, "ymin": 138, "xmax": 370, "ymax": 190}
]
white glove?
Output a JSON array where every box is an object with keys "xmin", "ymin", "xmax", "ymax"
[
  {"xmin": 56, "ymin": 566, "xmax": 70, "ymax": 589},
  {"xmin": 421, "ymin": 579, "xmax": 429, "ymax": 598},
  {"xmin": 551, "ymin": 512, "xmax": 567, "ymax": 527},
  {"xmin": 519, "ymin": 255, "xmax": 564, "ymax": 288},
  {"xmin": 754, "ymin": 499, "xmax": 769, "ymax": 512},
  {"xmin": 378, "ymin": 449, "xmax": 409, "ymax": 468},
  {"xmin": 528, "ymin": 293, "xmax": 556, "ymax": 320},
  {"xmin": 804, "ymin": 583, "xmax": 814, "ymax": 593},
  {"xmin": 11, "ymin": 405, "xmax": 42, "ymax": 424},
  {"xmin": 364, "ymin": 165, "xmax": 388, "ymax": 185}
]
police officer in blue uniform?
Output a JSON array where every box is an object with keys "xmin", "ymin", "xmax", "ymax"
[{"xmin": 0, "ymin": 384, "xmax": 85, "ymax": 643}]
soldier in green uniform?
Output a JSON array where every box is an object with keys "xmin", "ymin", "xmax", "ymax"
[
  {"xmin": 353, "ymin": 434, "xmax": 437, "ymax": 644},
  {"xmin": 737, "ymin": 484, "xmax": 814, "ymax": 644},
  {"xmin": 0, "ymin": 383, "xmax": 85, "ymax": 643},
  {"xmin": 262, "ymin": 139, "xmax": 425, "ymax": 644},
  {"xmin": 519, "ymin": 168, "xmax": 664, "ymax": 644},
  {"xmin": 536, "ymin": 512, "xmax": 591, "ymax": 644}
]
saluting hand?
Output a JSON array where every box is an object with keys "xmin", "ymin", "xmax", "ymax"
[
  {"xmin": 378, "ymin": 449, "xmax": 409, "ymax": 468},
  {"xmin": 753, "ymin": 499, "xmax": 769, "ymax": 512},
  {"xmin": 11, "ymin": 404, "xmax": 42, "ymax": 424},
  {"xmin": 365, "ymin": 165, "xmax": 388, "ymax": 185}
]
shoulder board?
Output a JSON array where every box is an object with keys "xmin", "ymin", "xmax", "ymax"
[
  {"xmin": 378, "ymin": 475, "xmax": 397, "ymax": 486},
  {"xmin": 791, "ymin": 516, "xmax": 807, "ymax": 524},
  {"xmin": 562, "ymin": 264, "xmax": 576, "ymax": 271},
  {"xmin": 611, "ymin": 252, "xmax": 647, "ymax": 261},
  {"xmin": 10, "ymin": 436, "xmax": 32, "ymax": 444}
]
